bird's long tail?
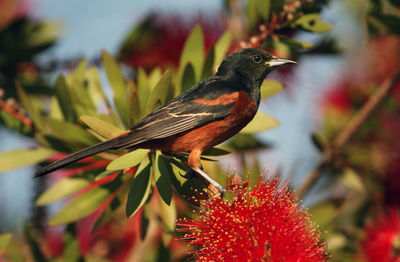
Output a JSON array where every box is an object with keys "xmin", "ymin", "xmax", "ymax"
[{"xmin": 34, "ymin": 138, "xmax": 119, "ymax": 177}]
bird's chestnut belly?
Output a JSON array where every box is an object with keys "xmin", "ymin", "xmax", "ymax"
[{"xmin": 157, "ymin": 91, "xmax": 258, "ymax": 153}]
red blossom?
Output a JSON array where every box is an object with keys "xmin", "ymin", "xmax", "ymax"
[
  {"xmin": 178, "ymin": 176, "xmax": 328, "ymax": 261},
  {"xmin": 361, "ymin": 208, "xmax": 400, "ymax": 262},
  {"xmin": 119, "ymin": 13, "xmax": 225, "ymax": 71}
]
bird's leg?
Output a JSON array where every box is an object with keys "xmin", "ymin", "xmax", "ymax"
[{"xmin": 188, "ymin": 148, "xmax": 226, "ymax": 196}]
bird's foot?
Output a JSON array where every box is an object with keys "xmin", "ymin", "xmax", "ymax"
[
  {"xmin": 192, "ymin": 168, "xmax": 226, "ymax": 197},
  {"xmin": 180, "ymin": 168, "xmax": 196, "ymax": 179}
]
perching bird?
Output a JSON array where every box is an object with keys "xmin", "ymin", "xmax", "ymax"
[{"xmin": 35, "ymin": 48, "xmax": 295, "ymax": 193}]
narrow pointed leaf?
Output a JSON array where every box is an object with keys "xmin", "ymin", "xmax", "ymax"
[
  {"xmin": 202, "ymin": 147, "xmax": 231, "ymax": 156},
  {"xmin": 36, "ymin": 175, "xmax": 92, "ymax": 206},
  {"xmin": 181, "ymin": 63, "xmax": 196, "ymax": 93},
  {"xmin": 102, "ymin": 50, "xmax": 129, "ymax": 126},
  {"xmin": 67, "ymin": 59, "xmax": 97, "ymax": 114},
  {"xmin": 137, "ymin": 67, "xmax": 150, "ymax": 112},
  {"xmin": 86, "ymin": 66, "xmax": 106, "ymax": 108},
  {"xmin": 148, "ymin": 68, "xmax": 162, "ymax": 91},
  {"xmin": 179, "ymin": 24, "xmax": 204, "ymax": 83},
  {"xmin": 145, "ymin": 71, "xmax": 172, "ymax": 114},
  {"xmin": 48, "ymin": 175, "xmax": 122, "ymax": 226},
  {"xmin": 126, "ymin": 159, "xmax": 152, "ymax": 217},
  {"xmin": 202, "ymin": 46, "xmax": 215, "ymax": 79},
  {"xmin": 240, "ymin": 112, "xmax": 279, "ymax": 134},
  {"xmin": 107, "ymin": 149, "xmax": 148, "ymax": 171},
  {"xmin": 43, "ymin": 118, "xmax": 97, "ymax": 146},
  {"xmin": 80, "ymin": 115, "xmax": 124, "ymax": 139},
  {"xmin": 49, "ymin": 97, "xmax": 64, "ymax": 121},
  {"xmin": 15, "ymin": 82, "xmax": 44, "ymax": 130},
  {"xmin": 0, "ymin": 147, "xmax": 54, "ymax": 172},
  {"xmin": 213, "ymin": 31, "xmax": 232, "ymax": 70},
  {"xmin": 294, "ymin": 14, "xmax": 333, "ymax": 33},
  {"xmin": 140, "ymin": 203, "xmax": 152, "ymax": 240},
  {"xmin": 155, "ymin": 155, "xmax": 172, "ymax": 205},
  {"xmin": 101, "ymin": 50, "xmax": 126, "ymax": 99},
  {"xmin": 54, "ymin": 75, "xmax": 75, "ymax": 122}
]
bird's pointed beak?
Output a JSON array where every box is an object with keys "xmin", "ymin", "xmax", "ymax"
[{"xmin": 265, "ymin": 56, "xmax": 296, "ymax": 67}]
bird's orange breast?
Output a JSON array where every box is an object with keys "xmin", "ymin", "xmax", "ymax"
[{"xmin": 158, "ymin": 91, "xmax": 258, "ymax": 153}]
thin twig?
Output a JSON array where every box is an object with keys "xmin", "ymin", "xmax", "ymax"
[
  {"xmin": 297, "ymin": 71, "xmax": 400, "ymax": 199},
  {"xmin": 0, "ymin": 88, "xmax": 33, "ymax": 128}
]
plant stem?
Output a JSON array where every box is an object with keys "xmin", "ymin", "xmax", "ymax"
[{"xmin": 297, "ymin": 71, "xmax": 400, "ymax": 199}]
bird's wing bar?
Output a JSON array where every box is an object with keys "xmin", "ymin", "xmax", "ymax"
[{"xmin": 114, "ymin": 101, "xmax": 234, "ymax": 149}]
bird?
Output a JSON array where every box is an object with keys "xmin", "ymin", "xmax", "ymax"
[{"xmin": 35, "ymin": 48, "xmax": 295, "ymax": 194}]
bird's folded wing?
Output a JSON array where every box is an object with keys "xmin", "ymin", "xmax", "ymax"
[{"xmin": 115, "ymin": 100, "xmax": 234, "ymax": 148}]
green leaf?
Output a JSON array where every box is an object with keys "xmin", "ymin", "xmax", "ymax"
[
  {"xmin": 107, "ymin": 149, "xmax": 148, "ymax": 171},
  {"xmin": 43, "ymin": 118, "xmax": 97, "ymax": 146},
  {"xmin": 127, "ymin": 81, "xmax": 141, "ymax": 125},
  {"xmin": 181, "ymin": 63, "xmax": 196, "ymax": 93},
  {"xmin": 67, "ymin": 59, "xmax": 97, "ymax": 115},
  {"xmin": 155, "ymin": 154, "xmax": 172, "ymax": 205},
  {"xmin": 0, "ymin": 233, "xmax": 12, "ymax": 255},
  {"xmin": 101, "ymin": 50, "xmax": 126, "ymax": 100},
  {"xmin": 48, "ymin": 174, "xmax": 122, "ymax": 226},
  {"xmin": 36, "ymin": 175, "xmax": 92, "ymax": 206},
  {"xmin": 49, "ymin": 97, "xmax": 64, "ymax": 121},
  {"xmin": 294, "ymin": 14, "xmax": 333, "ymax": 33},
  {"xmin": 341, "ymin": 168, "xmax": 365, "ymax": 193},
  {"xmin": 145, "ymin": 71, "xmax": 172, "ymax": 114},
  {"xmin": 16, "ymin": 82, "xmax": 44, "ymax": 130},
  {"xmin": 137, "ymin": 68, "xmax": 150, "ymax": 113},
  {"xmin": 148, "ymin": 68, "xmax": 163, "ymax": 91},
  {"xmin": 126, "ymin": 159, "xmax": 152, "ymax": 217},
  {"xmin": 80, "ymin": 115, "xmax": 124, "ymax": 139},
  {"xmin": 102, "ymin": 50, "xmax": 129, "ymax": 126},
  {"xmin": 213, "ymin": 31, "xmax": 231, "ymax": 70},
  {"xmin": 260, "ymin": 79, "xmax": 284, "ymax": 100},
  {"xmin": 0, "ymin": 147, "xmax": 54, "ymax": 172},
  {"xmin": 202, "ymin": 46, "xmax": 215, "ymax": 79},
  {"xmin": 159, "ymin": 198, "xmax": 176, "ymax": 246},
  {"xmin": 179, "ymin": 24, "xmax": 204, "ymax": 84},
  {"xmin": 240, "ymin": 112, "xmax": 279, "ymax": 134},
  {"xmin": 202, "ymin": 147, "xmax": 231, "ymax": 156},
  {"xmin": 86, "ymin": 66, "xmax": 107, "ymax": 109},
  {"xmin": 114, "ymin": 96, "xmax": 130, "ymax": 128},
  {"xmin": 54, "ymin": 75, "xmax": 76, "ymax": 122}
]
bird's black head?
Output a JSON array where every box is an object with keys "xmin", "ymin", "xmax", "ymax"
[{"xmin": 216, "ymin": 48, "xmax": 296, "ymax": 84}]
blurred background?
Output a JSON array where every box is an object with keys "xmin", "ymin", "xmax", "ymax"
[{"xmin": 0, "ymin": 0, "xmax": 399, "ymax": 261}]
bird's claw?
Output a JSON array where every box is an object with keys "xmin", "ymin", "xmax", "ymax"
[{"xmin": 179, "ymin": 169, "xmax": 196, "ymax": 179}]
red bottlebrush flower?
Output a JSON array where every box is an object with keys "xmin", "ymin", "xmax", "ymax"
[
  {"xmin": 361, "ymin": 208, "xmax": 400, "ymax": 262},
  {"xmin": 178, "ymin": 176, "xmax": 328, "ymax": 261},
  {"xmin": 119, "ymin": 13, "xmax": 224, "ymax": 71}
]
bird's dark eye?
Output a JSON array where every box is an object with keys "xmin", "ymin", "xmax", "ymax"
[{"xmin": 252, "ymin": 55, "xmax": 262, "ymax": 63}]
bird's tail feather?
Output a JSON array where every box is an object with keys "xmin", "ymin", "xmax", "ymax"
[{"xmin": 34, "ymin": 138, "xmax": 119, "ymax": 177}]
